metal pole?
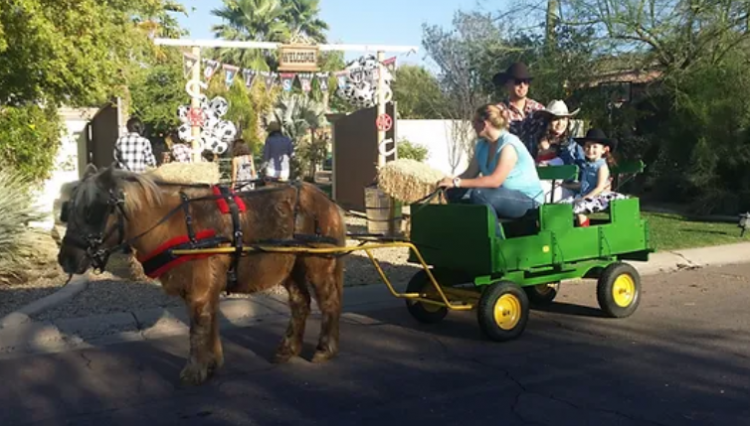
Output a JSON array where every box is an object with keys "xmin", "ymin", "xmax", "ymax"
[{"xmin": 190, "ymin": 46, "xmax": 202, "ymax": 162}]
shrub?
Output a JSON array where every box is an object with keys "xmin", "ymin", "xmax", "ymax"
[
  {"xmin": 397, "ymin": 139, "xmax": 430, "ymax": 162},
  {"xmin": 0, "ymin": 102, "xmax": 64, "ymax": 182},
  {"xmin": 0, "ymin": 168, "xmax": 48, "ymax": 283}
]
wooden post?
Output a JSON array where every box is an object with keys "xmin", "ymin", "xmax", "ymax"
[
  {"xmin": 376, "ymin": 50, "xmax": 386, "ymax": 168},
  {"xmin": 190, "ymin": 46, "xmax": 202, "ymax": 163}
]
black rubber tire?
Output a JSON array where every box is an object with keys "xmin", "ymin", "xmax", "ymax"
[
  {"xmin": 524, "ymin": 282, "xmax": 559, "ymax": 305},
  {"xmin": 596, "ymin": 262, "xmax": 641, "ymax": 318},
  {"xmin": 405, "ymin": 270, "xmax": 448, "ymax": 324},
  {"xmin": 477, "ymin": 281, "xmax": 529, "ymax": 342}
]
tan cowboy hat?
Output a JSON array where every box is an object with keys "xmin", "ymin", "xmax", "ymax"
[{"xmin": 538, "ymin": 100, "xmax": 580, "ymax": 118}]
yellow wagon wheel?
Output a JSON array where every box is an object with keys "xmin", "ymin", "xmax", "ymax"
[
  {"xmin": 596, "ymin": 262, "xmax": 642, "ymax": 318},
  {"xmin": 523, "ymin": 282, "xmax": 560, "ymax": 305},
  {"xmin": 477, "ymin": 280, "xmax": 530, "ymax": 342},
  {"xmin": 405, "ymin": 270, "xmax": 448, "ymax": 324}
]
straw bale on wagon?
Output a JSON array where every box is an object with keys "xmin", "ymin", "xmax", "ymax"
[
  {"xmin": 147, "ymin": 161, "xmax": 221, "ymax": 185},
  {"xmin": 376, "ymin": 159, "xmax": 447, "ymax": 204}
]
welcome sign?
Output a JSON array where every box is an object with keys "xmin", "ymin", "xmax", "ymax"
[{"xmin": 278, "ymin": 44, "xmax": 320, "ymax": 72}]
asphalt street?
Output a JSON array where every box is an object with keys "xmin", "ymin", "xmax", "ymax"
[{"xmin": 1, "ymin": 263, "xmax": 749, "ymax": 426}]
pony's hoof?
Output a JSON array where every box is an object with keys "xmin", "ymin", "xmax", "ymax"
[
  {"xmin": 272, "ymin": 349, "xmax": 296, "ymax": 364},
  {"xmin": 311, "ymin": 349, "xmax": 337, "ymax": 364},
  {"xmin": 180, "ymin": 362, "xmax": 212, "ymax": 385}
]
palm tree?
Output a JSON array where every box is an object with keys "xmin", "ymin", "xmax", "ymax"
[
  {"xmin": 283, "ymin": 0, "xmax": 329, "ymax": 43},
  {"xmin": 210, "ymin": 0, "xmax": 291, "ymax": 70}
]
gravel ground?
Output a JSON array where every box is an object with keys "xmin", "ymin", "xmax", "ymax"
[
  {"xmin": 27, "ymin": 214, "xmax": 421, "ymax": 322},
  {"xmin": 0, "ymin": 234, "xmax": 69, "ymax": 318}
]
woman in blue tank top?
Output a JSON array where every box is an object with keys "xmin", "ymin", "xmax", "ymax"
[{"xmin": 437, "ymin": 103, "xmax": 545, "ymax": 236}]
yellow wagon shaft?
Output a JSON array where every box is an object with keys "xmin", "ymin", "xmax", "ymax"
[{"xmin": 170, "ymin": 240, "xmax": 475, "ymax": 312}]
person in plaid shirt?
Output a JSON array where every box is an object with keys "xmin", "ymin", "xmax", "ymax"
[
  {"xmin": 492, "ymin": 62, "xmax": 546, "ymax": 154},
  {"xmin": 113, "ymin": 117, "xmax": 157, "ymax": 173}
]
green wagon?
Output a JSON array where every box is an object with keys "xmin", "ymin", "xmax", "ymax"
[{"xmin": 401, "ymin": 161, "xmax": 653, "ymax": 341}]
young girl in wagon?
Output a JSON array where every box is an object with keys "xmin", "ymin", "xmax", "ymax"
[{"xmin": 560, "ymin": 128, "xmax": 627, "ymax": 227}]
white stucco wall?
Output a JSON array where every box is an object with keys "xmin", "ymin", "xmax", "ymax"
[
  {"xmin": 29, "ymin": 109, "xmax": 93, "ymax": 230},
  {"xmin": 396, "ymin": 119, "xmax": 473, "ymax": 176}
]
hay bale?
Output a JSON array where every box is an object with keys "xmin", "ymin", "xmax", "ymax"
[
  {"xmin": 377, "ymin": 159, "xmax": 447, "ymax": 203},
  {"xmin": 148, "ymin": 161, "xmax": 221, "ymax": 185}
]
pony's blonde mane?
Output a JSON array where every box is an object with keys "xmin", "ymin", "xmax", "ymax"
[
  {"xmin": 73, "ymin": 168, "xmax": 166, "ymax": 216},
  {"xmin": 117, "ymin": 169, "xmax": 166, "ymax": 215}
]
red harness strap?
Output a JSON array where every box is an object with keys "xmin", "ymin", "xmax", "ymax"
[
  {"xmin": 211, "ymin": 185, "xmax": 247, "ymax": 214},
  {"xmin": 136, "ymin": 229, "xmax": 221, "ymax": 279}
]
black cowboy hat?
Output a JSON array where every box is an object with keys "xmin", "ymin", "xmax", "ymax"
[
  {"xmin": 492, "ymin": 62, "xmax": 534, "ymax": 86},
  {"xmin": 574, "ymin": 128, "xmax": 618, "ymax": 150}
]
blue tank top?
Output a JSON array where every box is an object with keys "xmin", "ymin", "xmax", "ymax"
[
  {"xmin": 475, "ymin": 131, "xmax": 545, "ymax": 204},
  {"xmin": 578, "ymin": 158, "xmax": 607, "ymax": 196}
]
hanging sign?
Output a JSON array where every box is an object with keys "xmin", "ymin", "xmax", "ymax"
[{"xmin": 278, "ymin": 44, "xmax": 320, "ymax": 72}]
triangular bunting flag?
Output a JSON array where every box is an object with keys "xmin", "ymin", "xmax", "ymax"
[
  {"xmin": 204, "ymin": 59, "xmax": 220, "ymax": 82},
  {"xmin": 223, "ymin": 64, "xmax": 239, "ymax": 89},
  {"xmin": 242, "ymin": 69, "xmax": 256, "ymax": 88},
  {"xmin": 316, "ymin": 72, "xmax": 330, "ymax": 91},
  {"xmin": 263, "ymin": 71, "xmax": 278, "ymax": 90},
  {"xmin": 335, "ymin": 71, "xmax": 348, "ymax": 90},
  {"xmin": 183, "ymin": 53, "xmax": 198, "ymax": 78},
  {"xmin": 383, "ymin": 56, "xmax": 397, "ymax": 73},
  {"xmin": 279, "ymin": 73, "xmax": 296, "ymax": 92},
  {"xmin": 298, "ymin": 73, "xmax": 313, "ymax": 93}
]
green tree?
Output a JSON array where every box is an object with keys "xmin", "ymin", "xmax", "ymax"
[
  {"xmin": 0, "ymin": 0, "xmax": 184, "ymax": 181},
  {"xmin": 0, "ymin": 0, "xmax": 180, "ymax": 107},
  {"xmin": 129, "ymin": 50, "xmax": 187, "ymax": 137},
  {"xmin": 211, "ymin": 0, "xmax": 291, "ymax": 70},
  {"xmin": 284, "ymin": 0, "xmax": 329, "ymax": 43},
  {"xmin": 210, "ymin": 0, "xmax": 330, "ymax": 70},
  {"xmin": 392, "ymin": 65, "xmax": 448, "ymax": 119}
]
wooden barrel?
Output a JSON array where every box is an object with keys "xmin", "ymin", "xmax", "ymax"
[{"xmin": 364, "ymin": 186, "xmax": 402, "ymax": 236}]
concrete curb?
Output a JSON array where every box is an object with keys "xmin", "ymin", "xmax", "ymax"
[
  {"xmin": 0, "ymin": 274, "xmax": 90, "ymax": 331},
  {"xmin": 1, "ymin": 242, "xmax": 749, "ymax": 359}
]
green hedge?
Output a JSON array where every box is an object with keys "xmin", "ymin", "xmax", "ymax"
[{"xmin": 0, "ymin": 103, "xmax": 64, "ymax": 182}]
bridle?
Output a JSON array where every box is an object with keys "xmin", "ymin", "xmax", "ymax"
[{"xmin": 61, "ymin": 187, "xmax": 129, "ymax": 272}]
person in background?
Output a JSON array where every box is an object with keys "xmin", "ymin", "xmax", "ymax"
[
  {"xmin": 113, "ymin": 117, "xmax": 157, "ymax": 173},
  {"xmin": 231, "ymin": 139, "xmax": 257, "ymax": 192},
  {"xmin": 169, "ymin": 131, "xmax": 192, "ymax": 163},
  {"xmin": 263, "ymin": 121, "xmax": 294, "ymax": 181}
]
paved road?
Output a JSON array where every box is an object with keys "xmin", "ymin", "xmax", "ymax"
[{"xmin": 1, "ymin": 263, "xmax": 749, "ymax": 426}]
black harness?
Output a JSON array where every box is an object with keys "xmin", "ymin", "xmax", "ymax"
[{"xmin": 62, "ymin": 179, "xmax": 339, "ymax": 293}]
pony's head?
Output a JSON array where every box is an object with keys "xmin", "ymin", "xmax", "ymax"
[{"xmin": 57, "ymin": 164, "xmax": 161, "ymax": 274}]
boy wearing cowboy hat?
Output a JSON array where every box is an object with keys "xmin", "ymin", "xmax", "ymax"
[{"xmin": 493, "ymin": 62, "xmax": 545, "ymax": 149}]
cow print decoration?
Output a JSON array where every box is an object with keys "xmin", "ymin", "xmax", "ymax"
[
  {"xmin": 176, "ymin": 95, "xmax": 236, "ymax": 155},
  {"xmin": 337, "ymin": 55, "xmax": 393, "ymax": 109}
]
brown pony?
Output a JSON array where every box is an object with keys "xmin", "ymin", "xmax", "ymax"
[{"xmin": 57, "ymin": 164, "xmax": 347, "ymax": 385}]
